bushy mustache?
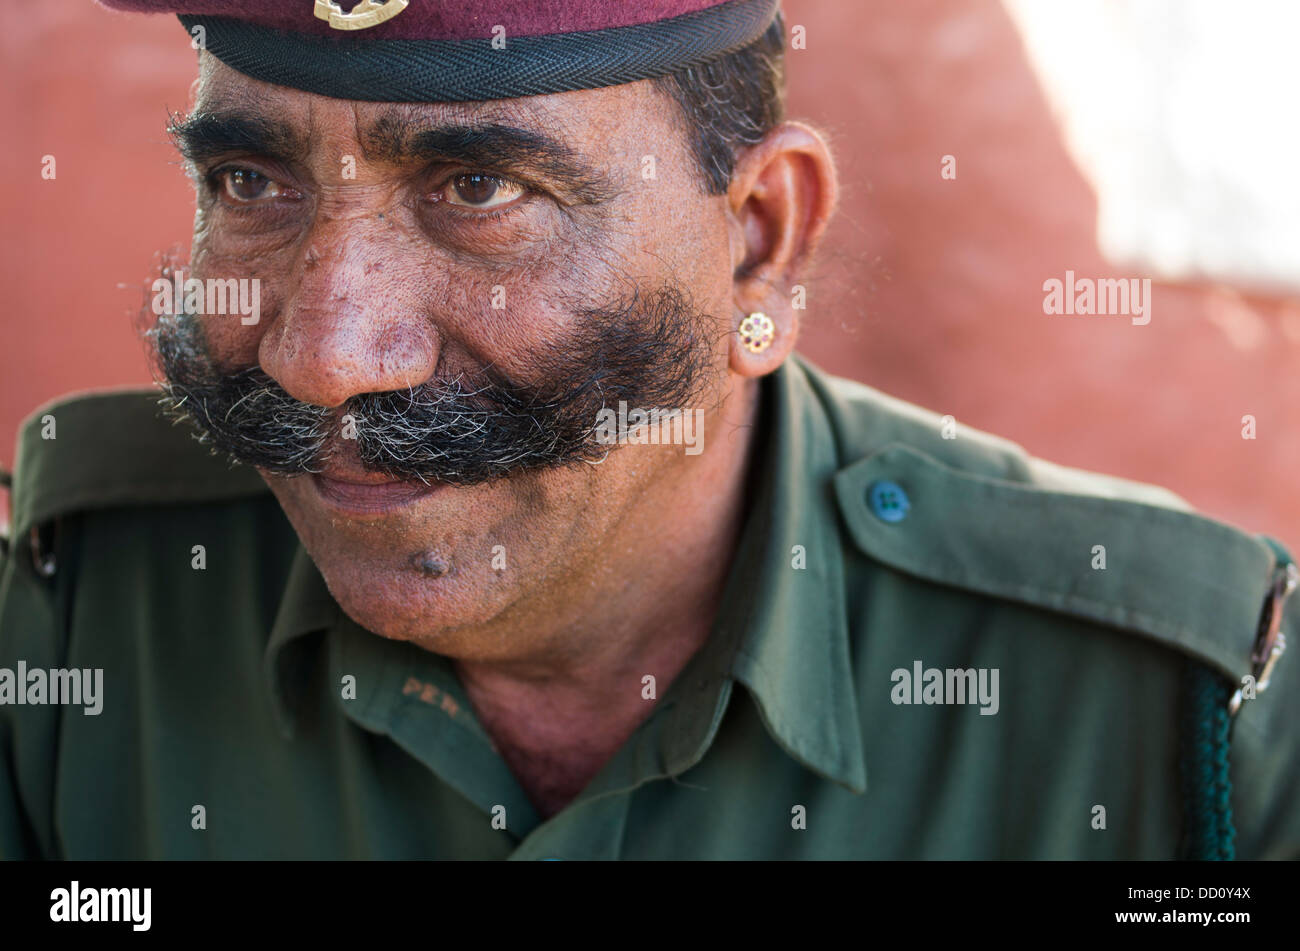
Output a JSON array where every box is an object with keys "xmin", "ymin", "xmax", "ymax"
[{"xmin": 147, "ymin": 283, "xmax": 714, "ymax": 487}]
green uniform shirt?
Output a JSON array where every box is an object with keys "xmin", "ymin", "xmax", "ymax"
[{"xmin": 2, "ymin": 356, "xmax": 1297, "ymax": 859}]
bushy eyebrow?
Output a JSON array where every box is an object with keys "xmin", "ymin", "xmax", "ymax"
[
  {"xmin": 168, "ymin": 111, "xmax": 309, "ymax": 167},
  {"xmin": 365, "ymin": 116, "xmax": 618, "ymax": 204}
]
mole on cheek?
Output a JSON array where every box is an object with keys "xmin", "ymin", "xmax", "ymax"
[{"xmin": 410, "ymin": 551, "xmax": 450, "ymax": 578}]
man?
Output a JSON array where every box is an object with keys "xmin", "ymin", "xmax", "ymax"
[{"xmin": 1, "ymin": 0, "xmax": 1296, "ymax": 859}]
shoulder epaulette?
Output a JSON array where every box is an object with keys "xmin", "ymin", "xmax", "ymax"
[
  {"xmin": 7, "ymin": 387, "xmax": 267, "ymax": 543},
  {"xmin": 802, "ymin": 360, "xmax": 1290, "ymax": 688}
]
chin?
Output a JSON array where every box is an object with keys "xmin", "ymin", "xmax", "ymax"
[
  {"xmin": 260, "ymin": 473, "xmax": 523, "ymax": 652},
  {"xmin": 255, "ymin": 456, "xmax": 596, "ymax": 660},
  {"xmin": 314, "ymin": 544, "xmax": 513, "ymax": 652}
]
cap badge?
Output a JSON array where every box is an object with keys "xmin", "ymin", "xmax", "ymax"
[{"xmin": 313, "ymin": 0, "xmax": 409, "ymax": 31}]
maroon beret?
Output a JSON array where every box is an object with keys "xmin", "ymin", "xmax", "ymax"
[{"xmin": 96, "ymin": 0, "xmax": 781, "ymax": 102}]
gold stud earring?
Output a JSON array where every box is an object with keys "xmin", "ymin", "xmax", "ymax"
[{"xmin": 738, "ymin": 312, "xmax": 775, "ymax": 353}]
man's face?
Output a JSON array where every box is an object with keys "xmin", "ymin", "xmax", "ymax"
[{"xmin": 155, "ymin": 54, "xmax": 742, "ymax": 660}]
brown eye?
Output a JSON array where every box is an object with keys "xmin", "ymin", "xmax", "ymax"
[
  {"xmin": 445, "ymin": 173, "xmax": 524, "ymax": 209},
  {"xmin": 219, "ymin": 168, "xmax": 288, "ymax": 203}
]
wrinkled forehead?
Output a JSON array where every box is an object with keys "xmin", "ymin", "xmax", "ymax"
[
  {"xmin": 191, "ymin": 49, "xmax": 660, "ymax": 166},
  {"xmin": 184, "ymin": 54, "xmax": 660, "ymax": 214}
]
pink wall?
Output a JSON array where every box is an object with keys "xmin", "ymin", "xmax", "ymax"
[{"xmin": 3, "ymin": 0, "xmax": 1297, "ymax": 547}]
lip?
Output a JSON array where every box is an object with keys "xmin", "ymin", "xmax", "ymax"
[{"xmin": 310, "ymin": 470, "xmax": 445, "ymax": 517}]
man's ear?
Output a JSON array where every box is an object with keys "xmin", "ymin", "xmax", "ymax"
[{"xmin": 726, "ymin": 121, "xmax": 837, "ymax": 377}]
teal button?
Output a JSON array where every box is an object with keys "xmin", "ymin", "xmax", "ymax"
[{"xmin": 867, "ymin": 480, "xmax": 910, "ymax": 523}]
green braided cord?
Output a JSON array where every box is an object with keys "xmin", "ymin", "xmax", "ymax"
[
  {"xmin": 1178, "ymin": 536, "xmax": 1293, "ymax": 860},
  {"xmin": 1208, "ymin": 677, "xmax": 1236, "ymax": 861},
  {"xmin": 1179, "ymin": 658, "xmax": 1236, "ymax": 860}
]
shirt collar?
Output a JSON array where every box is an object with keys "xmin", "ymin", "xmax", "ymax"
[
  {"xmin": 263, "ymin": 542, "xmax": 340, "ymax": 737},
  {"xmin": 709, "ymin": 355, "xmax": 868, "ymax": 793},
  {"xmin": 261, "ymin": 356, "xmax": 867, "ymax": 792}
]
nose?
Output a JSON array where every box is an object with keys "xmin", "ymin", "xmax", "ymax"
[{"xmin": 259, "ymin": 228, "xmax": 439, "ymax": 409}]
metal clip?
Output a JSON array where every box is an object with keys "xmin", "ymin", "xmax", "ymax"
[{"xmin": 1229, "ymin": 560, "xmax": 1297, "ymax": 715}]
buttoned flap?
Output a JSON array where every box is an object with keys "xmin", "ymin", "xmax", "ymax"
[{"xmin": 833, "ymin": 443, "xmax": 1275, "ymax": 681}]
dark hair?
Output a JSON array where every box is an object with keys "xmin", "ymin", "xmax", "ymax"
[{"xmin": 652, "ymin": 12, "xmax": 787, "ymax": 194}]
